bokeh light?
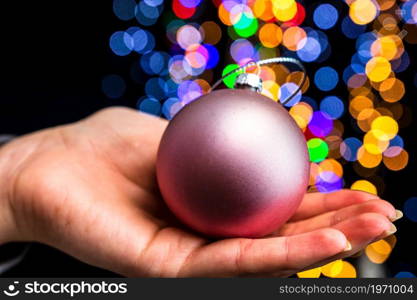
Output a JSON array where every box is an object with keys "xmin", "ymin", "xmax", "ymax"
[
  {"xmin": 320, "ymin": 96, "xmax": 344, "ymax": 119},
  {"xmin": 109, "ymin": 0, "xmax": 415, "ymax": 278},
  {"xmin": 314, "ymin": 66, "xmax": 339, "ymax": 91},
  {"xmin": 313, "ymin": 4, "xmax": 338, "ymax": 30},
  {"xmin": 395, "ymin": 272, "xmax": 417, "ymax": 278},
  {"xmin": 307, "ymin": 138, "xmax": 329, "ymax": 163},
  {"xmin": 404, "ymin": 197, "xmax": 417, "ymax": 222},
  {"xmin": 113, "ymin": 0, "xmax": 136, "ymax": 21},
  {"xmin": 137, "ymin": 97, "xmax": 161, "ymax": 116},
  {"xmin": 351, "ymin": 179, "xmax": 377, "ymax": 195}
]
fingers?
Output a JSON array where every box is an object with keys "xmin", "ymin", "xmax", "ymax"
[
  {"xmin": 301, "ymin": 212, "xmax": 395, "ymax": 271},
  {"xmin": 178, "ymin": 228, "xmax": 349, "ymax": 277},
  {"xmin": 333, "ymin": 212, "xmax": 395, "ymax": 252},
  {"xmin": 278, "ymin": 199, "xmax": 398, "ymax": 236},
  {"xmin": 290, "ymin": 189, "xmax": 379, "ymax": 222}
]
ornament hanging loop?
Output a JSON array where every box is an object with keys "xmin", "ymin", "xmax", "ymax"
[{"xmin": 210, "ymin": 57, "xmax": 307, "ymax": 106}]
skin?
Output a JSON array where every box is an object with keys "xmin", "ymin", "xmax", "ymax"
[{"xmin": 0, "ymin": 107, "xmax": 400, "ymax": 277}]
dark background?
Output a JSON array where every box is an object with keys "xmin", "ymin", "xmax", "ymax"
[{"xmin": 0, "ymin": 0, "xmax": 416, "ymax": 277}]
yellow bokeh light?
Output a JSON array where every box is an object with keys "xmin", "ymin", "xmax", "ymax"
[
  {"xmin": 372, "ymin": 239, "xmax": 392, "ymax": 255},
  {"xmin": 253, "ymin": 0, "xmax": 275, "ymax": 21},
  {"xmin": 351, "ymin": 179, "xmax": 378, "ymax": 195},
  {"xmin": 321, "ymin": 260, "xmax": 356, "ymax": 278},
  {"xmin": 272, "ymin": 0, "xmax": 297, "ymax": 22},
  {"xmin": 357, "ymin": 108, "xmax": 381, "ymax": 132},
  {"xmin": 297, "ymin": 267, "xmax": 321, "ymax": 278},
  {"xmin": 349, "ymin": 0, "xmax": 378, "ymax": 25},
  {"xmin": 321, "ymin": 260, "xmax": 344, "ymax": 278},
  {"xmin": 261, "ymin": 80, "xmax": 280, "ymax": 101},
  {"xmin": 364, "ymin": 130, "xmax": 390, "ymax": 154},
  {"xmin": 366, "ymin": 56, "xmax": 392, "ymax": 82},
  {"xmin": 259, "ymin": 23, "xmax": 283, "ymax": 48},
  {"xmin": 349, "ymin": 96, "xmax": 374, "ymax": 119},
  {"xmin": 336, "ymin": 261, "xmax": 357, "ymax": 278},
  {"xmin": 371, "ymin": 36, "xmax": 398, "ymax": 60},
  {"xmin": 357, "ymin": 146, "xmax": 382, "ymax": 168},
  {"xmin": 289, "ymin": 102, "xmax": 313, "ymax": 129},
  {"xmin": 365, "ymin": 239, "xmax": 392, "ymax": 264},
  {"xmin": 371, "ymin": 116, "xmax": 398, "ymax": 141}
]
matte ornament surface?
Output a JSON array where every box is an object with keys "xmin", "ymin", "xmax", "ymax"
[{"xmin": 156, "ymin": 89, "xmax": 310, "ymax": 238}]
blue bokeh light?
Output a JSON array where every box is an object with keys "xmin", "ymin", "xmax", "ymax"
[
  {"xmin": 137, "ymin": 97, "xmax": 161, "ymax": 116},
  {"xmin": 109, "ymin": 31, "xmax": 132, "ymax": 56},
  {"xmin": 135, "ymin": 1, "xmax": 162, "ymax": 26},
  {"xmin": 162, "ymin": 97, "xmax": 183, "ymax": 120},
  {"xmin": 404, "ymin": 197, "xmax": 417, "ymax": 222},
  {"xmin": 141, "ymin": 51, "xmax": 170, "ymax": 75},
  {"xmin": 320, "ymin": 96, "xmax": 345, "ymax": 119},
  {"xmin": 145, "ymin": 77, "xmax": 167, "ymax": 100},
  {"xmin": 313, "ymin": 4, "xmax": 338, "ymax": 30},
  {"xmin": 178, "ymin": 80, "xmax": 203, "ymax": 104},
  {"xmin": 297, "ymin": 37, "xmax": 321, "ymax": 62},
  {"xmin": 144, "ymin": 0, "xmax": 164, "ymax": 7},
  {"xmin": 340, "ymin": 137, "xmax": 362, "ymax": 162},
  {"xmin": 280, "ymin": 82, "xmax": 302, "ymax": 107},
  {"xmin": 314, "ymin": 66, "xmax": 339, "ymax": 91},
  {"xmin": 204, "ymin": 44, "xmax": 220, "ymax": 69},
  {"xmin": 389, "ymin": 135, "xmax": 404, "ymax": 149},
  {"xmin": 401, "ymin": 0, "xmax": 417, "ymax": 24},
  {"xmin": 125, "ymin": 27, "xmax": 155, "ymax": 54},
  {"xmin": 395, "ymin": 272, "xmax": 416, "ymax": 278},
  {"xmin": 113, "ymin": 0, "xmax": 136, "ymax": 21}
]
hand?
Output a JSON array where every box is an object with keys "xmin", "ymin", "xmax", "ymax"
[{"xmin": 0, "ymin": 107, "xmax": 401, "ymax": 277}]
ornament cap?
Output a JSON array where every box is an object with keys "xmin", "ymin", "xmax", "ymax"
[{"xmin": 234, "ymin": 73, "xmax": 263, "ymax": 93}]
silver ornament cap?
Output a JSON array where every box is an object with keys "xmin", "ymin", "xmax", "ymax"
[{"xmin": 234, "ymin": 73, "xmax": 263, "ymax": 93}]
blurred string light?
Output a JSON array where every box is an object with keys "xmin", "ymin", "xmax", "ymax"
[{"xmin": 107, "ymin": 0, "xmax": 416, "ymax": 277}]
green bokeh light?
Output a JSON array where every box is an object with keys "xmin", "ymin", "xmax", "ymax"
[
  {"xmin": 233, "ymin": 14, "xmax": 258, "ymax": 38},
  {"xmin": 307, "ymin": 138, "xmax": 329, "ymax": 162},
  {"xmin": 222, "ymin": 64, "xmax": 242, "ymax": 88}
]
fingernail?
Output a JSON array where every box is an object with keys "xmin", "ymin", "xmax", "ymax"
[
  {"xmin": 383, "ymin": 223, "xmax": 397, "ymax": 237},
  {"xmin": 390, "ymin": 210, "xmax": 403, "ymax": 222},
  {"xmin": 343, "ymin": 241, "xmax": 352, "ymax": 252}
]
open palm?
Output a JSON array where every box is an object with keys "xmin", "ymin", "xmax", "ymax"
[{"xmin": 1, "ymin": 107, "xmax": 399, "ymax": 277}]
